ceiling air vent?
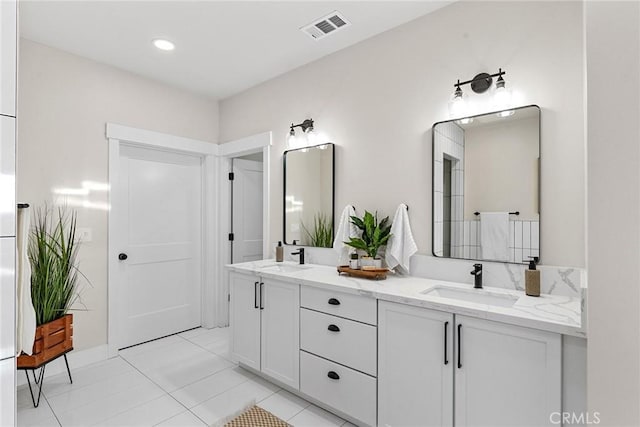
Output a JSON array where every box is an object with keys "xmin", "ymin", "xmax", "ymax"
[{"xmin": 301, "ymin": 11, "xmax": 351, "ymax": 41}]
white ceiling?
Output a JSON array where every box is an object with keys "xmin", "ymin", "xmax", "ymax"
[{"xmin": 19, "ymin": 1, "xmax": 451, "ymax": 100}]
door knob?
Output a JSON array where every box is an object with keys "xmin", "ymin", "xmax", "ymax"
[{"xmin": 118, "ymin": 253, "xmax": 128, "ymax": 261}]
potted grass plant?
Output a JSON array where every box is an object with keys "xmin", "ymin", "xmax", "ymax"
[
  {"xmin": 17, "ymin": 206, "xmax": 86, "ymax": 368},
  {"xmin": 344, "ymin": 210, "xmax": 392, "ymax": 268},
  {"xmin": 302, "ymin": 213, "xmax": 333, "ymax": 248}
]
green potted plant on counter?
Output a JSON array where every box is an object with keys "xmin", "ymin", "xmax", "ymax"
[{"xmin": 344, "ymin": 210, "xmax": 392, "ymax": 268}]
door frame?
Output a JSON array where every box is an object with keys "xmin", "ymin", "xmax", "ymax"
[
  {"xmin": 218, "ymin": 132, "xmax": 271, "ymax": 326},
  {"xmin": 106, "ymin": 123, "xmax": 218, "ymax": 357}
]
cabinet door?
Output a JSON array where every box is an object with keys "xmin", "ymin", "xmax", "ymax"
[
  {"xmin": 229, "ymin": 272, "xmax": 261, "ymax": 370},
  {"xmin": 455, "ymin": 315, "xmax": 561, "ymax": 427},
  {"xmin": 0, "ymin": 357, "xmax": 15, "ymax": 427},
  {"xmin": 0, "ymin": 116, "xmax": 15, "ymax": 237},
  {"xmin": 261, "ymin": 278, "xmax": 299, "ymax": 389},
  {"xmin": 0, "ymin": 0, "xmax": 17, "ymax": 117},
  {"xmin": 378, "ymin": 301, "xmax": 454, "ymax": 427}
]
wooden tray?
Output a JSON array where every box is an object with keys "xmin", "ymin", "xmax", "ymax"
[
  {"xmin": 337, "ymin": 265, "xmax": 388, "ymax": 280},
  {"xmin": 17, "ymin": 313, "xmax": 73, "ymax": 369}
]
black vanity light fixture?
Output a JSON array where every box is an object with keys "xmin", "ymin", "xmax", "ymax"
[
  {"xmin": 286, "ymin": 118, "xmax": 328, "ymax": 150},
  {"xmin": 449, "ymin": 68, "xmax": 513, "ymax": 118}
]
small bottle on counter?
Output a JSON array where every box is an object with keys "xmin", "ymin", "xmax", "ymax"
[
  {"xmin": 275, "ymin": 241, "xmax": 284, "ymax": 262},
  {"xmin": 349, "ymin": 253, "xmax": 359, "ymax": 270},
  {"xmin": 525, "ymin": 256, "xmax": 540, "ymax": 297}
]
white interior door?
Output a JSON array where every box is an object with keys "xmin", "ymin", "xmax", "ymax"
[
  {"xmin": 116, "ymin": 144, "xmax": 202, "ymax": 348},
  {"xmin": 232, "ymin": 159, "xmax": 263, "ymax": 263}
]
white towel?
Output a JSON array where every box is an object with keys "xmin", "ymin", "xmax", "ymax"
[
  {"xmin": 386, "ymin": 204, "xmax": 418, "ymax": 274},
  {"xmin": 333, "ymin": 205, "xmax": 358, "ymax": 265},
  {"xmin": 16, "ymin": 206, "xmax": 36, "ymax": 355},
  {"xmin": 480, "ymin": 212, "xmax": 509, "ymax": 261}
]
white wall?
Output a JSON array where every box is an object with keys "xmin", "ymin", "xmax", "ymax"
[
  {"xmin": 586, "ymin": 2, "xmax": 640, "ymax": 425},
  {"xmin": 17, "ymin": 39, "xmax": 219, "ymax": 351},
  {"xmin": 219, "ymin": 1, "xmax": 585, "ymax": 268}
]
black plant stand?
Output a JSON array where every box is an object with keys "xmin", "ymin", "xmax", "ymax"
[{"xmin": 18, "ymin": 350, "xmax": 73, "ymax": 408}]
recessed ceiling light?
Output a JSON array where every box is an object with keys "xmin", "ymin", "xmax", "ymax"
[{"xmin": 152, "ymin": 39, "xmax": 175, "ymax": 51}]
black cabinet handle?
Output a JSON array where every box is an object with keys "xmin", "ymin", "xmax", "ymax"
[
  {"xmin": 457, "ymin": 324, "xmax": 462, "ymax": 369},
  {"xmin": 327, "ymin": 371, "xmax": 340, "ymax": 380},
  {"xmin": 254, "ymin": 282, "xmax": 259, "ymax": 309},
  {"xmin": 259, "ymin": 283, "xmax": 264, "ymax": 310},
  {"xmin": 328, "ymin": 298, "xmax": 340, "ymax": 306},
  {"xmin": 444, "ymin": 321, "xmax": 449, "ymax": 365},
  {"xmin": 118, "ymin": 253, "xmax": 128, "ymax": 261},
  {"xmin": 328, "ymin": 324, "xmax": 340, "ymax": 332}
]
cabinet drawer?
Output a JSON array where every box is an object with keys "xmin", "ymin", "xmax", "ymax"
[
  {"xmin": 300, "ymin": 351, "xmax": 376, "ymax": 426},
  {"xmin": 301, "ymin": 286, "xmax": 376, "ymax": 325},
  {"xmin": 300, "ymin": 308, "xmax": 376, "ymax": 376}
]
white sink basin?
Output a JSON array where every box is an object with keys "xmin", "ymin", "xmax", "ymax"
[
  {"xmin": 421, "ymin": 286, "xmax": 518, "ymax": 308},
  {"xmin": 260, "ymin": 263, "xmax": 311, "ymax": 273}
]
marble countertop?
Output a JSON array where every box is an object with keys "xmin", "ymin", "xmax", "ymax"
[{"xmin": 226, "ymin": 260, "xmax": 586, "ymax": 338}]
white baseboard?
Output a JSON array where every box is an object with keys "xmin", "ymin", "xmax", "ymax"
[{"xmin": 16, "ymin": 344, "xmax": 110, "ymax": 388}]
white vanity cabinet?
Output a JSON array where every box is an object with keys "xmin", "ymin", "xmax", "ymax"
[
  {"xmin": 378, "ymin": 301, "xmax": 454, "ymax": 427},
  {"xmin": 454, "ymin": 315, "xmax": 561, "ymax": 427},
  {"xmin": 300, "ymin": 286, "xmax": 377, "ymax": 426},
  {"xmin": 229, "ymin": 271, "xmax": 300, "ymax": 389},
  {"xmin": 378, "ymin": 303, "xmax": 561, "ymax": 427}
]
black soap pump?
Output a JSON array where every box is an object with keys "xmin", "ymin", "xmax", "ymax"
[
  {"xmin": 276, "ymin": 241, "xmax": 284, "ymax": 262},
  {"xmin": 525, "ymin": 256, "xmax": 540, "ymax": 297}
]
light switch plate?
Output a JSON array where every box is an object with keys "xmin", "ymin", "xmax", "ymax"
[{"xmin": 77, "ymin": 228, "xmax": 92, "ymax": 242}]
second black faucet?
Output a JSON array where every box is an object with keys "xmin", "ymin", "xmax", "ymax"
[
  {"xmin": 470, "ymin": 263, "xmax": 483, "ymax": 289},
  {"xmin": 292, "ymin": 248, "xmax": 305, "ymax": 265}
]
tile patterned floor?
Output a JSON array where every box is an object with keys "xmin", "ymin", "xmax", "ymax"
[{"xmin": 17, "ymin": 327, "xmax": 354, "ymax": 427}]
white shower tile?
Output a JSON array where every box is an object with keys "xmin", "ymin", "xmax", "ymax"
[
  {"xmin": 463, "ymin": 245, "xmax": 469, "ymax": 259},
  {"xmin": 469, "ymin": 221, "xmax": 477, "ymax": 246},
  {"xmin": 434, "ymin": 161, "xmax": 443, "ymax": 192},
  {"xmin": 531, "ymin": 221, "xmax": 540, "ymax": 250},
  {"xmin": 514, "ymin": 248, "xmax": 523, "ymax": 264},
  {"xmin": 514, "ymin": 221, "xmax": 523, "ymax": 249},
  {"xmin": 522, "ymin": 222, "xmax": 531, "ymax": 250},
  {"xmin": 463, "ymin": 222, "xmax": 470, "ymax": 246},
  {"xmin": 434, "ymin": 193, "xmax": 443, "ymax": 223},
  {"xmin": 434, "ymin": 223, "xmax": 443, "ymax": 254},
  {"xmin": 509, "ymin": 221, "xmax": 515, "ymax": 249}
]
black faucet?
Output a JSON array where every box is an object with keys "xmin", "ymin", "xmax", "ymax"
[
  {"xmin": 470, "ymin": 263, "xmax": 483, "ymax": 289},
  {"xmin": 292, "ymin": 248, "xmax": 305, "ymax": 265}
]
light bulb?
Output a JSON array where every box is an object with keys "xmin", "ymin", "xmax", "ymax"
[
  {"xmin": 287, "ymin": 128, "xmax": 298, "ymax": 149},
  {"xmin": 493, "ymin": 75, "xmax": 513, "ymax": 113},
  {"xmin": 448, "ymin": 86, "xmax": 467, "ymax": 118},
  {"xmin": 305, "ymin": 128, "xmax": 317, "ymax": 146}
]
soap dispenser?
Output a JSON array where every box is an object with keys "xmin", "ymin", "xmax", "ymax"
[
  {"xmin": 524, "ymin": 256, "xmax": 540, "ymax": 297},
  {"xmin": 276, "ymin": 241, "xmax": 284, "ymax": 262}
]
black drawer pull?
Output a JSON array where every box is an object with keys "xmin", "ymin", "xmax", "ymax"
[
  {"xmin": 457, "ymin": 323, "xmax": 462, "ymax": 369},
  {"xmin": 327, "ymin": 371, "xmax": 340, "ymax": 380},
  {"xmin": 254, "ymin": 282, "xmax": 259, "ymax": 309},
  {"xmin": 444, "ymin": 321, "xmax": 449, "ymax": 365},
  {"xmin": 328, "ymin": 324, "xmax": 340, "ymax": 332},
  {"xmin": 328, "ymin": 298, "xmax": 340, "ymax": 306}
]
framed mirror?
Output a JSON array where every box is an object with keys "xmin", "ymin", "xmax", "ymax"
[
  {"xmin": 283, "ymin": 143, "xmax": 335, "ymax": 246},
  {"xmin": 432, "ymin": 105, "xmax": 540, "ymax": 263}
]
